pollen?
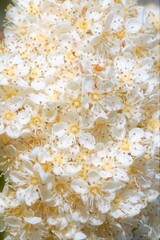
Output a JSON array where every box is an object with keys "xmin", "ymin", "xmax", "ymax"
[
  {"xmin": 70, "ymin": 125, "xmax": 80, "ymax": 135},
  {"xmin": 4, "ymin": 67, "xmax": 16, "ymax": 78},
  {"xmin": 93, "ymin": 64, "xmax": 105, "ymax": 72},
  {"xmin": 55, "ymin": 182, "xmax": 67, "ymax": 193},
  {"xmin": 78, "ymin": 19, "xmax": 90, "ymax": 31},
  {"xmin": 120, "ymin": 141, "xmax": 130, "ymax": 151},
  {"xmin": 90, "ymin": 93, "xmax": 101, "ymax": 101},
  {"xmin": 72, "ymin": 99, "xmax": 81, "ymax": 108},
  {"xmin": 148, "ymin": 119, "xmax": 159, "ymax": 131},
  {"xmin": 29, "ymin": 68, "xmax": 40, "ymax": 81},
  {"xmin": 114, "ymin": 0, "xmax": 121, "ymax": 3},
  {"xmin": 67, "ymin": 51, "xmax": 77, "ymax": 61},
  {"xmin": 4, "ymin": 112, "xmax": 14, "ymax": 121},
  {"xmin": 42, "ymin": 162, "xmax": 53, "ymax": 172},
  {"xmin": 31, "ymin": 116, "xmax": 42, "ymax": 126},
  {"xmin": 114, "ymin": 30, "xmax": 126, "ymax": 40},
  {"xmin": 89, "ymin": 185, "xmax": 101, "ymax": 195},
  {"xmin": 124, "ymin": 102, "xmax": 132, "ymax": 112},
  {"xmin": 102, "ymin": 31, "xmax": 109, "ymax": 41},
  {"xmin": 30, "ymin": 177, "xmax": 39, "ymax": 185},
  {"xmin": 54, "ymin": 155, "xmax": 63, "ymax": 165},
  {"xmin": 134, "ymin": 46, "xmax": 147, "ymax": 58},
  {"xmin": 28, "ymin": 5, "xmax": 40, "ymax": 15}
]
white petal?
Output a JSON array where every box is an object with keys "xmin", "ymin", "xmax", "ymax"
[
  {"xmin": 6, "ymin": 123, "xmax": 21, "ymax": 138},
  {"xmin": 25, "ymin": 186, "xmax": 40, "ymax": 206},
  {"xmin": 71, "ymin": 179, "xmax": 88, "ymax": 194},
  {"xmin": 42, "ymin": 107, "xmax": 57, "ymax": 122},
  {"xmin": 7, "ymin": 96, "xmax": 23, "ymax": 111},
  {"xmin": 0, "ymin": 216, "xmax": 6, "ymax": 232},
  {"xmin": 29, "ymin": 94, "xmax": 48, "ymax": 105},
  {"xmin": 129, "ymin": 128, "xmax": 144, "ymax": 142},
  {"xmin": 10, "ymin": 171, "xmax": 27, "ymax": 185},
  {"xmin": 16, "ymin": 110, "xmax": 30, "ymax": 125},
  {"xmin": 130, "ymin": 143, "xmax": 145, "ymax": 157},
  {"xmin": 103, "ymin": 96, "xmax": 123, "ymax": 111},
  {"xmin": 24, "ymin": 217, "xmax": 41, "ymax": 225},
  {"xmin": 52, "ymin": 123, "xmax": 68, "ymax": 137},
  {"xmin": 34, "ymin": 163, "xmax": 46, "ymax": 182},
  {"xmin": 125, "ymin": 18, "xmax": 142, "ymax": 33},
  {"xmin": 22, "ymin": 161, "xmax": 35, "ymax": 175},
  {"xmin": 74, "ymin": 232, "xmax": 87, "ymax": 240},
  {"xmin": 38, "ymin": 186, "xmax": 52, "ymax": 202},
  {"xmin": 31, "ymin": 79, "xmax": 45, "ymax": 90},
  {"xmin": 0, "ymin": 121, "xmax": 4, "ymax": 134},
  {"xmin": 6, "ymin": 217, "xmax": 21, "ymax": 227},
  {"xmin": 47, "ymin": 217, "xmax": 57, "ymax": 225},
  {"xmin": 96, "ymin": 198, "xmax": 110, "ymax": 213},
  {"xmin": 58, "ymin": 134, "xmax": 74, "ymax": 149},
  {"xmin": 147, "ymin": 190, "xmax": 159, "ymax": 202},
  {"xmin": 87, "ymin": 170, "xmax": 100, "ymax": 184},
  {"xmin": 89, "ymin": 212, "xmax": 105, "ymax": 226},
  {"xmin": 78, "ymin": 132, "xmax": 95, "ymax": 150},
  {"xmin": 116, "ymin": 152, "xmax": 133, "ymax": 166}
]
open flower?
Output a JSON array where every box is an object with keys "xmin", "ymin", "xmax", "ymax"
[
  {"xmin": 71, "ymin": 170, "xmax": 120, "ymax": 214},
  {"xmin": 52, "ymin": 111, "xmax": 95, "ymax": 150}
]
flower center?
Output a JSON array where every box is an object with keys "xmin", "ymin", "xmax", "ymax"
[
  {"xmin": 42, "ymin": 162, "xmax": 53, "ymax": 172},
  {"xmin": 29, "ymin": 68, "xmax": 40, "ymax": 81},
  {"xmin": 114, "ymin": 30, "xmax": 126, "ymax": 40},
  {"xmin": 6, "ymin": 92, "xmax": 16, "ymax": 99},
  {"xmin": 70, "ymin": 125, "xmax": 80, "ymax": 135},
  {"xmin": 78, "ymin": 20, "xmax": 89, "ymax": 31},
  {"xmin": 54, "ymin": 156, "xmax": 63, "ymax": 165},
  {"xmin": 55, "ymin": 183, "xmax": 67, "ymax": 193},
  {"xmin": 72, "ymin": 99, "xmax": 81, "ymax": 108},
  {"xmin": 124, "ymin": 103, "xmax": 132, "ymax": 112},
  {"xmin": 67, "ymin": 51, "xmax": 77, "ymax": 61},
  {"xmin": 102, "ymin": 31, "xmax": 109, "ymax": 41},
  {"xmin": 30, "ymin": 177, "xmax": 39, "ymax": 185},
  {"xmin": 120, "ymin": 141, "xmax": 130, "ymax": 151},
  {"xmin": 89, "ymin": 186, "xmax": 101, "ymax": 195},
  {"xmin": 4, "ymin": 112, "xmax": 14, "ymax": 121},
  {"xmin": 148, "ymin": 119, "xmax": 159, "ymax": 131},
  {"xmin": 31, "ymin": 117, "xmax": 42, "ymax": 126},
  {"xmin": 4, "ymin": 67, "xmax": 16, "ymax": 78},
  {"xmin": 122, "ymin": 74, "xmax": 132, "ymax": 82},
  {"xmin": 90, "ymin": 93, "xmax": 101, "ymax": 101},
  {"xmin": 134, "ymin": 46, "xmax": 146, "ymax": 58}
]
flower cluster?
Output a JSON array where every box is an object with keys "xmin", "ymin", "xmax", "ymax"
[{"xmin": 0, "ymin": 0, "xmax": 159, "ymax": 239}]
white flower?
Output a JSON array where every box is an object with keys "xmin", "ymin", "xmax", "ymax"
[
  {"xmin": 71, "ymin": 170, "xmax": 117, "ymax": 214},
  {"xmin": 0, "ymin": 100, "xmax": 30, "ymax": 138},
  {"xmin": 0, "ymin": 0, "xmax": 159, "ymax": 239},
  {"xmin": 110, "ymin": 190, "xmax": 146, "ymax": 219},
  {"xmin": 52, "ymin": 111, "xmax": 95, "ymax": 150},
  {"xmin": 115, "ymin": 128, "xmax": 146, "ymax": 166},
  {"xmin": 5, "ymin": 211, "xmax": 47, "ymax": 240},
  {"xmin": 10, "ymin": 160, "xmax": 54, "ymax": 206}
]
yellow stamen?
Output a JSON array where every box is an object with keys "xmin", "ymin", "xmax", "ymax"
[
  {"xmin": 148, "ymin": 119, "xmax": 159, "ymax": 131},
  {"xmin": 70, "ymin": 125, "xmax": 80, "ymax": 135},
  {"xmin": 4, "ymin": 112, "xmax": 14, "ymax": 121},
  {"xmin": 78, "ymin": 20, "xmax": 90, "ymax": 31},
  {"xmin": 120, "ymin": 141, "xmax": 130, "ymax": 151}
]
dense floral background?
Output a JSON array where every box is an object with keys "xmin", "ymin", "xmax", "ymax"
[{"xmin": 0, "ymin": 0, "xmax": 159, "ymax": 239}]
